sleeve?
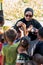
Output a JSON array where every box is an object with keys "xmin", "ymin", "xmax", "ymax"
[
  {"xmin": 13, "ymin": 19, "xmax": 21, "ymax": 29},
  {"xmin": 13, "ymin": 21, "xmax": 19, "ymax": 30},
  {"xmin": 16, "ymin": 54, "xmax": 25, "ymax": 63},
  {"xmin": 13, "ymin": 18, "xmax": 24, "ymax": 30},
  {"xmin": 34, "ymin": 20, "xmax": 42, "ymax": 29},
  {"xmin": 1, "ymin": 46, "xmax": 6, "ymax": 56},
  {"xmin": 33, "ymin": 43, "xmax": 40, "ymax": 55}
]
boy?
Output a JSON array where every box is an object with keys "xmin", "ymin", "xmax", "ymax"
[
  {"xmin": 33, "ymin": 27, "xmax": 43, "ymax": 64},
  {"xmin": 2, "ymin": 29, "xmax": 19, "ymax": 65}
]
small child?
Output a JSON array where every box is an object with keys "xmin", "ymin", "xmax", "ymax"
[
  {"xmin": 16, "ymin": 36, "xmax": 31, "ymax": 65},
  {"xmin": 33, "ymin": 27, "xmax": 43, "ymax": 64},
  {"xmin": 2, "ymin": 29, "xmax": 19, "ymax": 65}
]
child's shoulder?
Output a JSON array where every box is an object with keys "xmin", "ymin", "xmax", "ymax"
[
  {"xmin": 12, "ymin": 42, "xmax": 20, "ymax": 47},
  {"xmin": 20, "ymin": 53, "xmax": 29, "ymax": 58}
]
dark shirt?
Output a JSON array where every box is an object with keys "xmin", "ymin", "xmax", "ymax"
[
  {"xmin": 14, "ymin": 18, "xmax": 42, "ymax": 40},
  {"xmin": 33, "ymin": 41, "xmax": 43, "ymax": 56},
  {"xmin": 16, "ymin": 53, "xmax": 30, "ymax": 65}
]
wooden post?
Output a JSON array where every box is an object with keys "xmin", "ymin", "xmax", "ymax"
[{"xmin": 0, "ymin": 0, "xmax": 4, "ymax": 26}]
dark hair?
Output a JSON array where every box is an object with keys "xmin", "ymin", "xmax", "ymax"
[
  {"xmin": 16, "ymin": 36, "xmax": 30, "ymax": 53},
  {"xmin": 25, "ymin": 60, "xmax": 37, "ymax": 65},
  {"xmin": 20, "ymin": 36, "xmax": 30, "ymax": 50},
  {"xmin": 0, "ymin": 34, "xmax": 4, "ymax": 43},
  {"xmin": 4, "ymin": 29, "xmax": 17, "ymax": 42},
  {"xmin": 38, "ymin": 27, "xmax": 43, "ymax": 38},
  {"xmin": 24, "ymin": 8, "xmax": 33, "ymax": 16}
]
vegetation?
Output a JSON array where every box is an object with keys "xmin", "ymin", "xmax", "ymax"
[{"xmin": 3, "ymin": 0, "xmax": 43, "ymax": 21}]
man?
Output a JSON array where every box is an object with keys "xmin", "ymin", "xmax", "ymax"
[{"xmin": 14, "ymin": 8, "xmax": 42, "ymax": 41}]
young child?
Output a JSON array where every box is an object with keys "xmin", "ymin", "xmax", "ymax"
[
  {"xmin": 16, "ymin": 36, "xmax": 31, "ymax": 65},
  {"xmin": 2, "ymin": 29, "xmax": 19, "ymax": 65},
  {"xmin": 33, "ymin": 27, "xmax": 43, "ymax": 64}
]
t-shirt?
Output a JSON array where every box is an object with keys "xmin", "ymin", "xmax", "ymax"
[
  {"xmin": 2, "ymin": 42, "xmax": 19, "ymax": 65},
  {"xmin": 3, "ymin": 42, "xmax": 8, "ymax": 46},
  {"xmin": 16, "ymin": 53, "xmax": 30, "ymax": 65},
  {"xmin": 14, "ymin": 18, "xmax": 42, "ymax": 41},
  {"xmin": 0, "ymin": 42, "xmax": 2, "ymax": 51},
  {"xmin": 33, "ymin": 41, "xmax": 43, "ymax": 56}
]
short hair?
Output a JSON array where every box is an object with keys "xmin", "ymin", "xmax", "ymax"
[
  {"xmin": 19, "ymin": 36, "xmax": 30, "ymax": 50},
  {"xmin": 4, "ymin": 29, "xmax": 17, "ymax": 42},
  {"xmin": 0, "ymin": 34, "xmax": 4, "ymax": 43},
  {"xmin": 38, "ymin": 27, "xmax": 43, "ymax": 38},
  {"xmin": 25, "ymin": 61, "xmax": 37, "ymax": 65},
  {"xmin": 24, "ymin": 8, "xmax": 33, "ymax": 16}
]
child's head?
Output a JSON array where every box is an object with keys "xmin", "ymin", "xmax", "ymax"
[
  {"xmin": 0, "ymin": 34, "xmax": 4, "ymax": 43},
  {"xmin": 17, "ymin": 36, "xmax": 30, "ymax": 53},
  {"xmin": 37, "ymin": 27, "xmax": 43, "ymax": 40},
  {"xmin": 4, "ymin": 29, "xmax": 17, "ymax": 43},
  {"xmin": 25, "ymin": 61, "xmax": 37, "ymax": 65}
]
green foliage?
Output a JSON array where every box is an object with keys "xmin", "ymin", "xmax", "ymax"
[
  {"xmin": 3, "ymin": 0, "xmax": 43, "ymax": 21},
  {"xmin": 23, "ymin": 0, "xmax": 29, "ymax": 3}
]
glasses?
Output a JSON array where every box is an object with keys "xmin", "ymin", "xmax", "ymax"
[{"xmin": 25, "ymin": 14, "xmax": 32, "ymax": 17}]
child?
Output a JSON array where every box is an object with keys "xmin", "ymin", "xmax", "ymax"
[
  {"xmin": 33, "ymin": 27, "xmax": 43, "ymax": 64},
  {"xmin": 25, "ymin": 60, "xmax": 37, "ymax": 65},
  {"xmin": 16, "ymin": 36, "xmax": 31, "ymax": 65},
  {"xmin": 2, "ymin": 29, "xmax": 19, "ymax": 65}
]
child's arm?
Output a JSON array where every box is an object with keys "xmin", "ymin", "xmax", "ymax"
[
  {"xmin": 1, "ymin": 47, "xmax": 5, "ymax": 65},
  {"xmin": 16, "ymin": 63, "xmax": 21, "ymax": 65},
  {"xmin": 2, "ymin": 55, "xmax": 5, "ymax": 65}
]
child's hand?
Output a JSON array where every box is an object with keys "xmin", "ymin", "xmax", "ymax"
[
  {"xmin": 19, "ymin": 28, "xmax": 24, "ymax": 38},
  {"xmin": 17, "ymin": 21, "xmax": 26, "ymax": 36},
  {"xmin": 17, "ymin": 21, "xmax": 23, "ymax": 27},
  {"xmin": 27, "ymin": 25, "xmax": 33, "ymax": 32}
]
